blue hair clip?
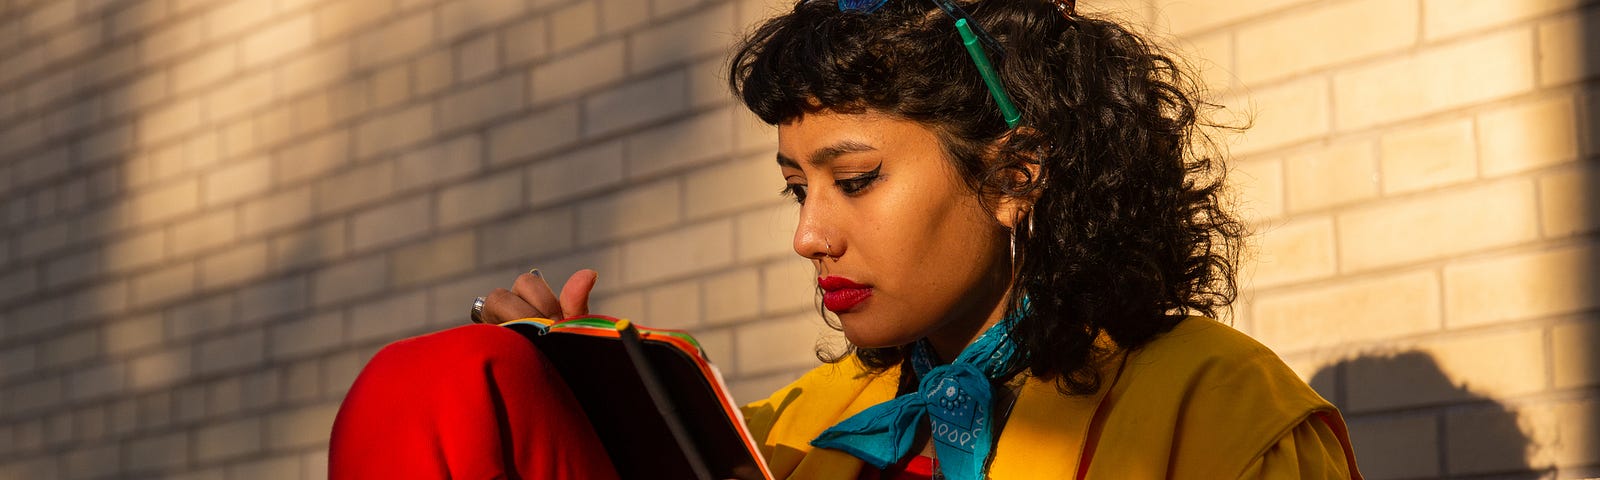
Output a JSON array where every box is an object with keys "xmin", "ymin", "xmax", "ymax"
[{"xmin": 837, "ymin": 0, "xmax": 890, "ymax": 12}]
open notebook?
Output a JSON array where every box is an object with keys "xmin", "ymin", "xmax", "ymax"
[{"xmin": 501, "ymin": 315, "xmax": 774, "ymax": 480}]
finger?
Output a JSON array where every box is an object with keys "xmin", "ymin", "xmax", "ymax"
[
  {"xmin": 559, "ymin": 269, "xmax": 598, "ymax": 318},
  {"xmin": 513, "ymin": 271, "xmax": 563, "ymax": 320},
  {"xmin": 483, "ymin": 288, "xmax": 541, "ymax": 324}
]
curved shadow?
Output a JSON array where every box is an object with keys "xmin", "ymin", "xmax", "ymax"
[{"xmin": 1310, "ymin": 351, "xmax": 1545, "ymax": 480}]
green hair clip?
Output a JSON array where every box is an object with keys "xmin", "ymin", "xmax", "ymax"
[{"xmin": 955, "ymin": 18, "xmax": 1021, "ymax": 129}]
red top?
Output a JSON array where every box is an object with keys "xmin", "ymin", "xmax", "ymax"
[
  {"xmin": 330, "ymin": 325, "xmax": 621, "ymax": 479},
  {"xmin": 860, "ymin": 455, "xmax": 935, "ymax": 480}
]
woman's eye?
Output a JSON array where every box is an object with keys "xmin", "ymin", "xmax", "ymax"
[
  {"xmin": 780, "ymin": 184, "xmax": 808, "ymax": 203},
  {"xmin": 836, "ymin": 163, "xmax": 883, "ymax": 195}
]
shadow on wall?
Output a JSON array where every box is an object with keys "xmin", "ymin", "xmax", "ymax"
[
  {"xmin": 1329, "ymin": 3, "xmax": 1600, "ymax": 479},
  {"xmin": 1309, "ymin": 352, "xmax": 1542, "ymax": 480},
  {"xmin": 1577, "ymin": 2, "xmax": 1599, "ymax": 479}
]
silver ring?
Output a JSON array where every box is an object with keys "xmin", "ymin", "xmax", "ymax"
[{"xmin": 471, "ymin": 296, "xmax": 487, "ymax": 324}]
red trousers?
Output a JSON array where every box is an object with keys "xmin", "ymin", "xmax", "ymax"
[{"xmin": 329, "ymin": 325, "xmax": 621, "ymax": 479}]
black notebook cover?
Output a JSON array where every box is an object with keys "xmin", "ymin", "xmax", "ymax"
[{"xmin": 503, "ymin": 317, "xmax": 771, "ymax": 480}]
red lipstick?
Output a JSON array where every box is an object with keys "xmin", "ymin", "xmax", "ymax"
[{"xmin": 819, "ymin": 276, "xmax": 872, "ymax": 312}]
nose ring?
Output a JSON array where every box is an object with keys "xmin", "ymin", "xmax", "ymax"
[{"xmin": 824, "ymin": 238, "xmax": 834, "ymax": 258}]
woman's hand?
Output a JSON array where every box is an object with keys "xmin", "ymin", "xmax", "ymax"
[{"xmin": 476, "ymin": 269, "xmax": 597, "ymax": 324}]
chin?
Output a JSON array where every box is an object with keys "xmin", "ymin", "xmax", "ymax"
[{"xmin": 838, "ymin": 313, "xmax": 920, "ymax": 350}]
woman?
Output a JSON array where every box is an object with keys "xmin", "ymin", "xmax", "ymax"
[{"xmin": 331, "ymin": 0, "xmax": 1361, "ymax": 478}]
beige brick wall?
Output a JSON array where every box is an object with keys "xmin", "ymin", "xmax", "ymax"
[
  {"xmin": 1146, "ymin": 0, "xmax": 1600, "ymax": 477},
  {"xmin": 0, "ymin": 0, "xmax": 1595, "ymax": 479},
  {"xmin": 0, "ymin": 0, "xmax": 806, "ymax": 477}
]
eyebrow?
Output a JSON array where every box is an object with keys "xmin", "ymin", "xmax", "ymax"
[{"xmin": 776, "ymin": 140, "xmax": 877, "ymax": 169}]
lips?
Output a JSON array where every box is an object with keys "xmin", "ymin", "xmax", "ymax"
[{"xmin": 818, "ymin": 276, "xmax": 872, "ymax": 312}]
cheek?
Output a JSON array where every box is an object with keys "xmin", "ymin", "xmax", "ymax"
[
  {"xmin": 871, "ymin": 186, "xmax": 999, "ymax": 282},
  {"xmin": 854, "ymin": 183, "xmax": 1004, "ymax": 322}
]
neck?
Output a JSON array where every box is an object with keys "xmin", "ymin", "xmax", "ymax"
[{"xmin": 922, "ymin": 286, "xmax": 1016, "ymax": 363}]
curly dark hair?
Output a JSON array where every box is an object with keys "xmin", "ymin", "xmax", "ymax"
[{"xmin": 728, "ymin": 0, "xmax": 1245, "ymax": 395}]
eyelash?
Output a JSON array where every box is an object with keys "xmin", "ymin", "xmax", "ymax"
[
  {"xmin": 779, "ymin": 184, "xmax": 808, "ymax": 203},
  {"xmin": 837, "ymin": 167, "xmax": 882, "ymax": 195},
  {"xmin": 780, "ymin": 164, "xmax": 883, "ymax": 204}
]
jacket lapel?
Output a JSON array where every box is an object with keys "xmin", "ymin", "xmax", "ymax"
[
  {"xmin": 778, "ymin": 364, "xmax": 901, "ymax": 479},
  {"xmin": 988, "ymin": 353, "xmax": 1125, "ymax": 479}
]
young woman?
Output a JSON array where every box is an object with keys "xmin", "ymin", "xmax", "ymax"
[{"xmin": 332, "ymin": 0, "xmax": 1362, "ymax": 478}]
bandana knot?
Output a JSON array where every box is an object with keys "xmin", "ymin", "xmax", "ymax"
[{"xmin": 811, "ymin": 299, "xmax": 1027, "ymax": 480}]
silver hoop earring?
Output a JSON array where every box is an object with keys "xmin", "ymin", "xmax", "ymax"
[
  {"xmin": 1009, "ymin": 225, "xmax": 1017, "ymax": 266},
  {"xmin": 1010, "ymin": 209, "xmax": 1034, "ymax": 276},
  {"xmin": 1027, "ymin": 209, "xmax": 1035, "ymax": 239}
]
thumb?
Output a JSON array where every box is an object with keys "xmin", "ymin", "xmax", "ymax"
[{"xmin": 558, "ymin": 269, "xmax": 598, "ymax": 318}]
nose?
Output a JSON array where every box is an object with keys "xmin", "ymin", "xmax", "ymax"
[{"xmin": 793, "ymin": 202, "xmax": 837, "ymax": 261}]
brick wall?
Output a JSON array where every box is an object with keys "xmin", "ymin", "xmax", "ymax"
[
  {"xmin": 0, "ymin": 0, "xmax": 813, "ymax": 477},
  {"xmin": 1134, "ymin": 0, "xmax": 1600, "ymax": 477},
  {"xmin": 0, "ymin": 0, "xmax": 1595, "ymax": 479}
]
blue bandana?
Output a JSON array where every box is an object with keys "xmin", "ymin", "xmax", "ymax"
[{"xmin": 811, "ymin": 302, "xmax": 1025, "ymax": 480}]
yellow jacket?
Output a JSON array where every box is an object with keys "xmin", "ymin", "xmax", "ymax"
[{"xmin": 741, "ymin": 317, "xmax": 1361, "ymax": 479}]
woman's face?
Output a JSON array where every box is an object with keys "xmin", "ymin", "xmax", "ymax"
[{"xmin": 777, "ymin": 111, "xmax": 1017, "ymax": 358}]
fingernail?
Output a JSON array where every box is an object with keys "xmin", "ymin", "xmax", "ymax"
[{"xmin": 528, "ymin": 268, "xmax": 541, "ymax": 278}]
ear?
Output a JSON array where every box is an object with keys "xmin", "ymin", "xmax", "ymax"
[
  {"xmin": 993, "ymin": 176, "xmax": 1040, "ymax": 230},
  {"xmin": 992, "ymin": 128, "xmax": 1045, "ymax": 230}
]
